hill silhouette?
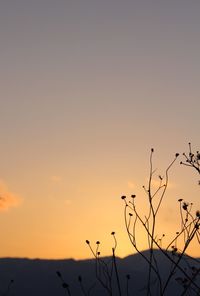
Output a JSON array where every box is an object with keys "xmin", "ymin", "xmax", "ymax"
[{"xmin": 0, "ymin": 250, "xmax": 199, "ymax": 295}]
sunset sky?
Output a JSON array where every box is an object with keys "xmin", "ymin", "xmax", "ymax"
[{"xmin": 0, "ymin": 0, "xmax": 199, "ymax": 259}]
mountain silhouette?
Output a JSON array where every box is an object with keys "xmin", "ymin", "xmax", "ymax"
[{"xmin": 0, "ymin": 250, "xmax": 199, "ymax": 295}]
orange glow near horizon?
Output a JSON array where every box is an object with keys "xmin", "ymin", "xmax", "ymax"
[
  {"xmin": 0, "ymin": 155, "xmax": 199, "ymax": 260},
  {"xmin": 0, "ymin": 1, "xmax": 200, "ymax": 260}
]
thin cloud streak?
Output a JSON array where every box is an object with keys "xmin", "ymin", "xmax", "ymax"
[
  {"xmin": 0, "ymin": 180, "xmax": 22, "ymax": 211},
  {"xmin": 50, "ymin": 175, "xmax": 62, "ymax": 185}
]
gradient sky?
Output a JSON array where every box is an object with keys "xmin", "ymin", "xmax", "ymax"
[{"xmin": 0, "ymin": 0, "xmax": 199, "ymax": 259}]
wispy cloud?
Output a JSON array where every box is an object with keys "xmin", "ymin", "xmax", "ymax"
[
  {"xmin": 0, "ymin": 181, "xmax": 22, "ymax": 211},
  {"xmin": 50, "ymin": 175, "xmax": 62, "ymax": 185}
]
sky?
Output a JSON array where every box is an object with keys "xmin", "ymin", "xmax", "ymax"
[{"xmin": 0, "ymin": 0, "xmax": 199, "ymax": 259}]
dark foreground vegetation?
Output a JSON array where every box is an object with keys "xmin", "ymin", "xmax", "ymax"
[{"xmin": 1, "ymin": 143, "xmax": 200, "ymax": 295}]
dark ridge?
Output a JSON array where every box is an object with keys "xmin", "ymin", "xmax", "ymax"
[{"xmin": 0, "ymin": 250, "xmax": 199, "ymax": 296}]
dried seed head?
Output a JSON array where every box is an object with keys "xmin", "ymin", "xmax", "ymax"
[
  {"xmin": 196, "ymin": 210, "xmax": 200, "ymax": 217},
  {"xmin": 56, "ymin": 271, "xmax": 62, "ymax": 278},
  {"xmin": 182, "ymin": 202, "xmax": 188, "ymax": 211}
]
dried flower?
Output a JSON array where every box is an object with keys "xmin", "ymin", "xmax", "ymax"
[
  {"xmin": 172, "ymin": 246, "xmax": 178, "ymax": 253},
  {"xmin": 182, "ymin": 202, "xmax": 188, "ymax": 211},
  {"xmin": 56, "ymin": 271, "xmax": 62, "ymax": 278},
  {"xmin": 196, "ymin": 210, "xmax": 200, "ymax": 217}
]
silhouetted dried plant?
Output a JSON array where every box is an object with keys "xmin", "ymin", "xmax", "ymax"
[
  {"xmin": 121, "ymin": 143, "xmax": 200, "ymax": 295},
  {"xmin": 58, "ymin": 143, "xmax": 200, "ymax": 296}
]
